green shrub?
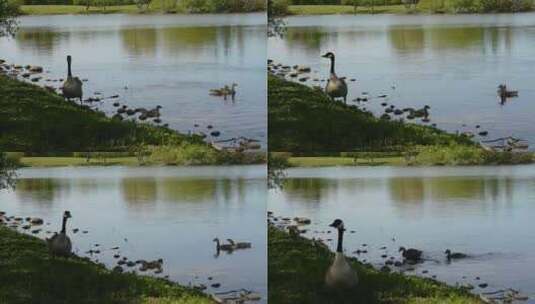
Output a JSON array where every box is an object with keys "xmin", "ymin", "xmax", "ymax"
[
  {"xmin": 270, "ymin": 0, "xmax": 289, "ymax": 14},
  {"xmin": 149, "ymin": 144, "xmax": 218, "ymax": 166},
  {"xmin": 454, "ymin": 0, "xmax": 477, "ymax": 12},
  {"xmin": 413, "ymin": 144, "xmax": 484, "ymax": 166},
  {"xmin": 0, "ymin": 152, "xmax": 18, "ymax": 189},
  {"xmin": 413, "ymin": 144, "xmax": 534, "ymax": 166},
  {"xmin": 477, "ymin": 0, "xmax": 531, "ymax": 11},
  {"xmin": 268, "ymin": 152, "xmax": 289, "ymax": 189},
  {"xmin": 482, "ymin": 150, "xmax": 533, "ymax": 165}
]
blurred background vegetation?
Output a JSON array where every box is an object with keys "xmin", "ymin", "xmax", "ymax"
[{"xmin": 270, "ymin": 0, "xmax": 534, "ymax": 14}]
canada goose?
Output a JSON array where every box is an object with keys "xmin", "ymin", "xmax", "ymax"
[
  {"xmin": 227, "ymin": 238, "xmax": 252, "ymax": 249},
  {"xmin": 62, "ymin": 56, "xmax": 83, "ymax": 104},
  {"xmin": 213, "ymin": 238, "xmax": 234, "ymax": 252},
  {"xmin": 322, "ymin": 52, "xmax": 348, "ymax": 103},
  {"xmin": 210, "ymin": 84, "xmax": 237, "ymax": 100},
  {"xmin": 497, "ymin": 84, "xmax": 518, "ymax": 104},
  {"xmin": 325, "ymin": 219, "xmax": 358, "ymax": 289},
  {"xmin": 399, "ymin": 246, "xmax": 422, "ymax": 262},
  {"xmin": 228, "ymin": 83, "xmax": 237, "ymax": 100},
  {"xmin": 46, "ymin": 211, "xmax": 73, "ymax": 258},
  {"xmin": 445, "ymin": 249, "xmax": 468, "ymax": 260}
]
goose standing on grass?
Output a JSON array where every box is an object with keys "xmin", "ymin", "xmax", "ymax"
[
  {"xmin": 46, "ymin": 211, "xmax": 73, "ymax": 258},
  {"xmin": 62, "ymin": 55, "xmax": 83, "ymax": 104},
  {"xmin": 325, "ymin": 219, "xmax": 358, "ymax": 289},
  {"xmin": 322, "ymin": 52, "xmax": 348, "ymax": 103}
]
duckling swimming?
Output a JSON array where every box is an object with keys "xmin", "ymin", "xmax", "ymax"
[
  {"xmin": 445, "ymin": 249, "xmax": 468, "ymax": 261},
  {"xmin": 399, "ymin": 246, "xmax": 423, "ymax": 262}
]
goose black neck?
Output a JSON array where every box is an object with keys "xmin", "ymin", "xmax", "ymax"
[
  {"xmin": 61, "ymin": 216, "xmax": 67, "ymax": 233},
  {"xmin": 330, "ymin": 56, "xmax": 335, "ymax": 74},
  {"xmin": 67, "ymin": 60, "xmax": 72, "ymax": 77},
  {"xmin": 336, "ymin": 228, "xmax": 344, "ymax": 253}
]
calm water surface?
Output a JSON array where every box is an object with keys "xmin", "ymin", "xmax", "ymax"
[
  {"xmin": 0, "ymin": 13, "xmax": 266, "ymax": 147},
  {"xmin": 0, "ymin": 165, "xmax": 266, "ymax": 301},
  {"xmin": 269, "ymin": 14, "xmax": 535, "ymax": 148},
  {"xmin": 269, "ymin": 165, "xmax": 535, "ymax": 300}
]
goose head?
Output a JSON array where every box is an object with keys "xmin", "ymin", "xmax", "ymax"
[
  {"xmin": 321, "ymin": 52, "xmax": 335, "ymax": 59},
  {"xmin": 63, "ymin": 210, "xmax": 72, "ymax": 219},
  {"xmin": 329, "ymin": 218, "xmax": 345, "ymax": 231},
  {"xmin": 398, "ymin": 246, "xmax": 406, "ymax": 253},
  {"xmin": 444, "ymin": 249, "xmax": 451, "ymax": 255}
]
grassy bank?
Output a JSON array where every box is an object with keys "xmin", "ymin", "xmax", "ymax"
[
  {"xmin": 268, "ymin": 74, "xmax": 472, "ymax": 153},
  {"xmin": 0, "ymin": 76, "xmax": 264, "ymax": 165},
  {"xmin": 20, "ymin": 4, "xmax": 139, "ymax": 14},
  {"xmin": 0, "ymin": 225, "xmax": 213, "ymax": 304},
  {"xmin": 0, "ymin": 75, "xmax": 200, "ymax": 152},
  {"xmin": 288, "ymin": 4, "xmax": 407, "ymax": 15},
  {"xmin": 286, "ymin": 2, "xmax": 534, "ymax": 15},
  {"xmin": 19, "ymin": 0, "xmax": 266, "ymax": 15},
  {"xmin": 288, "ymin": 155, "xmax": 404, "ymax": 167},
  {"xmin": 268, "ymin": 226, "xmax": 482, "ymax": 304},
  {"xmin": 18, "ymin": 156, "xmax": 139, "ymax": 167}
]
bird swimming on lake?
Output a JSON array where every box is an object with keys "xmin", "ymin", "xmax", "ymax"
[
  {"xmin": 210, "ymin": 83, "xmax": 238, "ymax": 100},
  {"xmin": 399, "ymin": 246, "xmax": 423, "ymax": 262},
  {"xmin": 445, "ymin": 249, "xmax": 468, "ymax": 261},
  {"xmin": 62, "ymin": 55, "xmax": 83, "ymax": 104},
  {"xmin": 227, "ymin": 239, "xmax": 252, "ymax": 249},
  {"xmin": 325, "ymin": 219, "xmax": 359, "ymax": 289},
  {"xmin": 46, "ymin": 211, "xmax": 73, "ymax": 258},
  {"xmin": 322, "ymin": 52, "xmax": 348, "ymax": 103},
  {"xmin": 213, "ymin": 238, "xmax": 234, "ymax": 252},
  {"xmin": 497, "ymin": 84, "xmax": 518, "ymax": 104}
]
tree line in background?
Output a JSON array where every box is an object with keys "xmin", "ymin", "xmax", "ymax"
[
  {"xmin": 271, "ymin": 0, "xmax": 532, "ymax": 13},
  {"xmin": 16, "ymin": 0, "xmax": 266, "ymax": 13}
]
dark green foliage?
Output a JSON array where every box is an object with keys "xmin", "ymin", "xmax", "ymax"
[
  {"xmin": 0, "ymin": 76, "xmax": 203, "ymax": 153},
  {"xmin": 182, "ymin": 0, "xmax": 266, "ymax": 13},
  {"xmin": 268, "ymin": 226, "xmax": 482, "ymax": 304},
  {"xmin": 0, "ymin": 0, "xmax": 19, "ymax": 37},
  {"xmin": 268, "ymin": 152, "xmax": 289, "ymax": 189},
  {"xmin": 290, "ymin": 0, "xmax": 342, "ymax": 4},
  {"xmin": 22, "ymin": 0, "xmax": 135, "ymax": 6},
  {"xmin": 0, "ymin": 152, "xmax": 18, "ymax": 190},
  {"xmin": 268, "ymin": 75, "xmax": 473, "ymax": 153},
  {"xmin": 268, "ymin": 0, "xmax": 287, "ymax": 37},
  {"xmin": 0, "ymin": 226, "xmax": 212, "ymax": 304}
]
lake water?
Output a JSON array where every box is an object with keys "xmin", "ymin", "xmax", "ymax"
[
  {"xmin": 0, "ymin": 165, "xmax": 267, "ymax": 302},
  {"xmin": 269, "ymin": 165, "xmax": 535, "ymax": 301},
  {"xmin": 269, "ymin": 14, "xmax": 535, "ymax": 149},
  {"xmin": 0, "ymin": 13, "xmax": 266, "ymax": 147}
]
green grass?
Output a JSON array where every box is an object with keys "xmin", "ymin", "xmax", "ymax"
[
  {"xmin": 0, "ymin": 75, "xmax": 203, "ymax": 152},
  {"xmin": 288, "ymin": 156, "xmax": 405, "ymax": 167},
  {"xmin": 287, "ymin": 2, "xmax": 535, "ymax": 15},
  {"xmin": 268, "ymin": 74, "xmax": 473, "ymax": 154},
  {"xmin": 20, "ymin": 4, "xmax": 141, "ymax": 15},
  {"xmin": 19, "ymin": 156, "xmax": 140, "ymax": 167},
  {"xmin": 268, "ymin": 226, "xmax": 482, "ymax": 304},
  {"xmin": 19, "ymin": 0, "xmax": 266, "ymax": 15},
  {"xmin": 288, "ymin": 4, "xmax": 408, "ymax": 15},
  {"xmin": 0, "ymin": 225, "xmax": 213, "ymax": 304}
]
